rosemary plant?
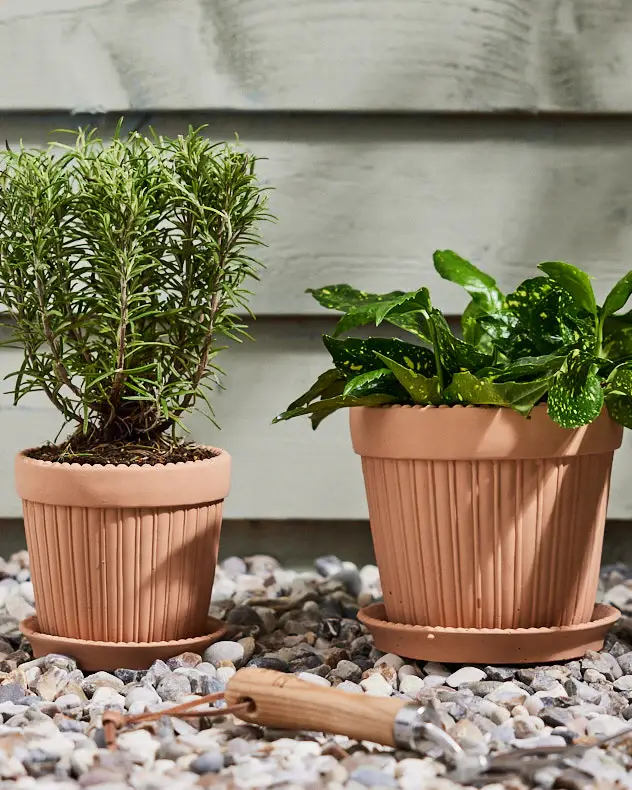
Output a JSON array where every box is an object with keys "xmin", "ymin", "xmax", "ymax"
[{"xmin": 0, "ymin": 126, "xmax": 270, "ymax": 463}]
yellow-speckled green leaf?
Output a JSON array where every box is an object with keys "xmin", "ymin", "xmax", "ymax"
[
  {"xmin": 375, "ymin": 353, "xmax": 442, "ymax": 404},
  {"xmin": 433, "ymin": 250, "xmax": 504, "ymax": 314},
  {"xmin": 342, "ymin": 368, "xmax": 406, "ymax": 399},
  {"xmin": 429, "ymin": 310, "xmax": 491, "ymax": 371},
  {"xmin": 323, "ymin": 335, "xmax": 435, "ymax": 379},
  {"xmin": 605, "ymin": 363, "xmax": 632, "ymax": 428},
  {"xmin": 444, "ymin": 371, "xmax": 551, "ymax": 415},
  {"xmin": 603, "ymin": 311, "xmax": 632, "ymax": 361},
  {"xmin": 503, "ymin": 277, "xmax": 594, "ymax": 357},
  {"xmin": 602, "ymin": 272, "xmax": 632, "ymax": 319},
  {"xmin": 538, "ymin": 261, "xmax": 597, "ymax": 316},
  {"xmin": 493, "ymin": 354, "xmax": 566, "ymax": 382},
  {"xmin": 547, "ymin": 354, "xmax": 603, "ymax": 428},
  {"xmin": 307, "ymin": 284, "xmax": 431, "ymax": 339},
  {"xmin": 273, "ymin": 392, "xmax": 398, "ymax": 429},
  {"xmin": 286, "ymin": 368, "xmax": 346, "ymax": 411}
]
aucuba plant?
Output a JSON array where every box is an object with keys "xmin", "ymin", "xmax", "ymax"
[{"xmin": 274, "ymin": 251, "xmax": 632, "ymax": 430}]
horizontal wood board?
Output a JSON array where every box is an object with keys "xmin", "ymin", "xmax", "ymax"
[
  {"xmin": 1, "ymin": 113, "xmax": 632, "ymax": 519},
  {"xmin": 2, "ymin": 1, "xmax": 632, "ymax": 112},
  {"xmin": 4, "ymin": 115, "xmax": 632, "ymax": 316},
  {"xmin": 1, "ymin": 317, "xmax": 632, "ymax": 521}
]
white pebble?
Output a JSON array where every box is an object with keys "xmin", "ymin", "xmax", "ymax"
[
  {"xmin": 203, "ymin": 641, "xmax": 245, "ymax": 668},
  {"xmin": 485, "ymin": 683, "xmax": 528, "ymax": 708},
  {"xmin": 422, "ymin": 662, "xmax": 451, "ymax": 678},
  {"xmin": 297, "ymin": 673, "xmax": 331, "ymax": 688},
  {"xmin": 532, "ymin": 683, "xmax": 567, "ymax": 700},
  {"xmin": 447, "ymin": 667, "xmax": 486, "ymax": 687},
  {"xmin": 91, "ymin": 686, "xmax": 120, "ymax": 703},
  {"xmin": 613, "ymin": 676, "xmax": 632, "ymax": 691},
  {"xmin": 55, "ymin": 693, "xmax": 83, "ymax": 712},
  {"xmin": 524, "ymin": 695, "xmax": 545, "ymax": 715},
  {"xmin": 511, "ymin": 735, "xmax": 567, "ymax": 749},
  {"xmin": 125, "ymin": 686, "xmax": 160, "ymax": 709},
  {"xmin": 399, "ymin": 675, "xmax": 425, "ymax": 698},
  {"xmin": 511, "ymin": 705, "xmax": 529, "ymax": 718},
  {"xmin": 360, "ymin": 673, "xmax": 394, "ymax": 697},
  {"xmin": 398, "ymin": 665, "xmax": 421, "ymax": 680},
  {"xmin": 375, "ymin": 653, "xmax": 405, "ymax": 672},
  {"xmin": 423, "ymin": 674, "xmax": 447, "ymax": 688},
  {"xmin": 586, "ymin": 715, "xmax": 630, "ymax": 737},
  {"xmin": 337, "ymin": 681, "xmax": 363, "ymax": 694},
  {"xmin": 117, "ymin": 729, "xmax": 159, "ymax": 766}
]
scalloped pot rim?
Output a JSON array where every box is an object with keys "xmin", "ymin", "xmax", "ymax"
[
  {"xmin": 349, "ymin": 403, "xmax": 623, "ymax": 460},
  {"xmin": 14, "ymin": 447, "xmax": 231, "ymax": 508}
]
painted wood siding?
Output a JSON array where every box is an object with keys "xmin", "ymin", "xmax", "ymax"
[
  {"xmin": 2, "ymin": 1, "xmax": 632, "ymax": 112},
  {"xmin": 1, "ymin": 0, "xmax": 632, "ymax": 519}
]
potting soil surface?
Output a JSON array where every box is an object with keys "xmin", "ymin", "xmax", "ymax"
[{"xmin": 0, "ymin": 552, "xmax": 631, "ymax": 789}]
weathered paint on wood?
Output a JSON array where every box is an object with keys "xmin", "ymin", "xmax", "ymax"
[
  {"xmin": 4, "ymin": 114, "xmax": 632, "ymax": 317},
  {"xmin": 1, "ymin": 318, "xmax": 632, "ymax": 521},
  {"xmin": 1, "ymin": 1, "xmax": 632, "ymax": 112}
]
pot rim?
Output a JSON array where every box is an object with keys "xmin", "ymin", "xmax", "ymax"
[
  {"xmin": 349, "ymin": 403, "xmax": 623, "ymax": 460},
  {"xmin": 15, "ymin": 446, "xmax": 231, "ymax": 508}
]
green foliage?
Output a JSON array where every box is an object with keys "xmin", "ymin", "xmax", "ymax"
[
  {"xmin": 0, "ymin": 125, "xmax": 270, "ymax": 448},
  {"xmin": 275, "ymin": 250, "xmax": 632, "ymax": 430}
]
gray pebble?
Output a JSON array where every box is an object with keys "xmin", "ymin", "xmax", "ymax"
[
  {"xmin": 331, "ymin": 660, "xmax": 362, "ymax": 683},
  {"xmin": 190, "ymin": 750, "xmax": 224, "ymax": 774},
  {"xmin": 114, "ymin": 668, "xmax": 146, "ymax": 684},
  {"xmin": 484, "ymin": 666, "xmax": 515, "ymax": 682},
  {"xmin": 43, "ymin": 654, "xmax": 77, "ymax": 673},
  {"xmin": 467, "ymin": 681, "xmax": 503, "ymax": 697},
  {"xmin": 81, "ymin": 672, "xmax": 124, "ymax": 697},
  {"xmin": 0, "ymin": 683, "xmax": 26, "ymax": 704},
  {"xmin": 617, "ymin": 651, "xmax": 632, "ymax": 674},
  {"xmin": 156, "ymin": 673, "xmax": 191, "ymax": 702},
  {"xmin": 582, "ymin": 651, "xmax": 622, "ymax": 681},
  {"xmin": 246, "ymin": 655, "xmax": 290, "ymax": 672}
]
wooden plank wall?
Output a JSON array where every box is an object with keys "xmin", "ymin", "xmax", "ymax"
[{"xmin": 1, "ymin": 1, "xmax": 632, "ymax": 521}]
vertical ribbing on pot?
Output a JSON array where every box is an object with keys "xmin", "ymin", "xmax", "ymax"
[
  {"xmin": 361, "ymin": 452, "xmax": 614, "ymax": 630},
  {"xmin": 22, "ymin": 501, "xmax": 222, "ymax": 642}
]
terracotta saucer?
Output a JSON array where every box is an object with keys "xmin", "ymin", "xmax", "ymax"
[
  {"xmin": 20, "ymin": 616, "xmax": 228, "ymax": 671},
  {"xmin": 357, "ymin": 603, "xmax": 620, "ymax": 665}
]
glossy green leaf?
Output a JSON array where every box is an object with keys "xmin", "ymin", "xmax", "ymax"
[
  {"xmin": 286, "ymin": 368, "xmax": 346, "ymax": 411},
  {"xmin": 493, "ymin": 354, "xmax": 565, "ymax": 382},
  {"xmin": 429, "ymin": 310, "xmax": 491, "ymax": 372},
  {"xmin": 503, "ymin": 277, "xmax": 593, "ymax": 357},
  {"xmin": 538, "ymin": 261, "xmax": 597, "ymax": 316},
  {"xmin": 603, "ymin": 311, "xmax": 632, "ymax": 361},
  {"xmin": 308, "ymin": 284, "xmax": 406, "ymax": 312},
  {"xmin": 547, "ymin": 354, "xmax": 603, "ymax": 428},
  {"xmin": 602, "ymin": 271, "xmax": 632, "ymax": 319},
  {"xmin": 273, "ymin": 392, "xmax": 398, "ymax": 428},
  {"xmin": 444, "ymin": 371, "xmax": 551, "ymax": 415},
  {"xmin": 375, "ymin": 353, "xmax": 442, "ymax": 404},
  {"xmin": 433, "ymin": 250, "xmax": 504, "ymax": 314},
  {"xmin": 308, "ymin": 284, "xmax": 431, "ymax": 339},
  {"xmin": 342, "ymin": 368, "xmax": 405, "ymax": 399},
  {"xmin": 605, "ymin": 363, "xmax": 632, "ymax": 428},
  {"xmin": 323, "ymin": 335, "xmax": 436, "ymax": 379}
]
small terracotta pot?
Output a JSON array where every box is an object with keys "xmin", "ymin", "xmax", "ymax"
[
  {"xmin": 15, "ymin": 449, "xmax": 230, "ymax": 644},
  {"xmin": 350, "ymin": 404, "xmax": 622, "ymax": 630}
]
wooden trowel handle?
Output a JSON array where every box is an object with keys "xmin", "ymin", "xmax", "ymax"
[{"xmin": 225, "ymin": 667, "xmax": 407, "ymax": 746}]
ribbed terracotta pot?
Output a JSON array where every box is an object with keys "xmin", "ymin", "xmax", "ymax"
[
  {"xmin": 350, "ymin": 404, "xmax": 623, "ymax": 630},
  {"xmin": 15, "ymin": 449, "xmax": 230, "ymax": 644}
]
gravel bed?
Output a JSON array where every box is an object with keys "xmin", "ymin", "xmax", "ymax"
[{"xmin": 0, "ymin": 553, "xmax": 630, "ymax": 788}]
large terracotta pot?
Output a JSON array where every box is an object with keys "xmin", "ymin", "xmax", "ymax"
[
  {"xmin": 350, "ymin": 404, "xmax": 622, "ymax": 630},
  {"xmin": 15, "ymin": 449, "xmax": 230, "ymax": 643}
]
